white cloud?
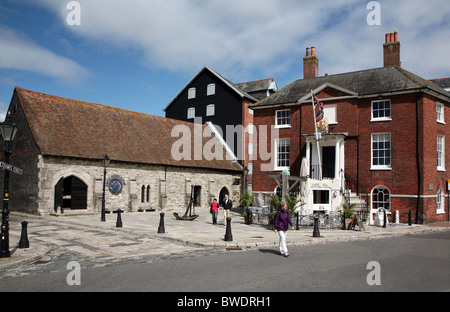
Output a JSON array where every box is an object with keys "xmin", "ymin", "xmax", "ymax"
[
  {"xmin": 35, "ymin": 0, "xmax": 450, "ymax": 81},
  {"xmin": 0, "ymin": 26, "xmax": 89, "ymax": 82}
]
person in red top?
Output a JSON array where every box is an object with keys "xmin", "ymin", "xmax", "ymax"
[{"xmin": 210, "ymin": 198, "xmax": 219, "ymax": 225}]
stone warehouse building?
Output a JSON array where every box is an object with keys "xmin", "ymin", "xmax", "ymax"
[{"xmin": 2, "ymin": 87, "xmax": 242, "ymax": 216}]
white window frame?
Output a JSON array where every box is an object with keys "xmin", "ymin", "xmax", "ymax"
[
  {"xmin": 371, "ymin": 100, "xmax": 392, "ymax": 122},
  {"xmin": 371, "ymin": 133, "xmax": 391, "ymax": 170},
  {"xmin": 371, "ymin": 186, "xmax": 391, "ymax": 211},
  {"xmin": 187, "ymin": 107, "xmax": 195, "ymax": 119},
  {"xmin": 437, "ymin": 187, "xmax": 445, "ymax": 214},
  {"xmin": 324, "ymin": 104, "xmax": 337, "ymax": 124},
  {"xmin": 206, "ymin": 104, "xmax": 215, "ymax": 116},
  {"xmin": 207, "ymin": 83, "xmax": 216, "ymax": 96},
  {"xmin": 274, "ymin": 138, "xmax": 290, "ymax": 171},
  {"xmin": 188, "ymin": 87, "xmax": 196, "ymax": 99},
  {"xmin": 437, "ymin": 135, "xmax": 445, "ymax": 171},
  {"xmin": 437, "ymin": 102, "xmax": 445, "ymax": 124},
  {"xmin": 275, "ymin": 109, "xmax": 291, "ymax": 128}
]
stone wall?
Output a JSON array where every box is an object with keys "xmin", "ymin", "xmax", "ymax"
[{"xmin": 36, "ymin": 156, "xmax": 241, "ymax": 216}]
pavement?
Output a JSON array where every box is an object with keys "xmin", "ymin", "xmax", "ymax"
[{"xmin": 1, "ymin": 208, "xmax": 450, "ymax": 271}]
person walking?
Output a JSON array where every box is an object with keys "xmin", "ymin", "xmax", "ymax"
[
  {"xmin": 273, "ymin": 201, "xmax": 295, "ymax": 257},
  {"xmin": 222, "ymin": 194, "xmax": 232, "ymax": 226},
  {"xmin": 210, "ymin": 198, "xmax": 219, "ymax": 225}
]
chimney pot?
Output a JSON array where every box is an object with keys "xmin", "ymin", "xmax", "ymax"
[
  {"xmin": 303, "ymin": 46, "xmax": 319, "ymax": 79},
  {"xmin": 383, "ymin": 31, "xmax": 401, "ymax": 67}
]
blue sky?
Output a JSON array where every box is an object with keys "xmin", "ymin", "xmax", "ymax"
[{"xmin": 1, "ymin": 0, "xmax": 449, "ymax": 121}]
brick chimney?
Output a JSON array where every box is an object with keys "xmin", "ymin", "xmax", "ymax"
[
  {"xmin": 383, "ymin": 31, "xmax": 401, "ymax": 67},
  {"xmin": 303, "ymin": 47, "xmax": 319, "ymax": 79}
]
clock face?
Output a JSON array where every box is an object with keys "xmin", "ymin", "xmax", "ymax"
[
  {"xmin": 107, "ymin": 174, "xmax": 125, "ymax": 195},
  {"xmin": 109, "ymin": 178, "xmax": 123, "ymax": 194}
]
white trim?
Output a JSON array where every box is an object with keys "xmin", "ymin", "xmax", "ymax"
[
  {"xmin": 371, "ymin": 99, "xmax": 392, "ymax": 122},
  {"xmin": 274, "ymin": 138, "xmax": 290, "ymax": 171},
  {"xmin": 371, "ymin": 133, "xmax": 391, "ymax": 170},
  {"xmin": 275, "ymin": 109, "xmax": 291, "ymax": 128},
  {"xmin": 296, "ymin": 83, "xmax": 358, "ymax": 103}
]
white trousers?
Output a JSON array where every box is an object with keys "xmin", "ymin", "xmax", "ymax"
[
  {"xmin": 223, "ymin": 209, "xmax": 230, "ymax": 226},
  {"xmin": 278, "ymin": 230, "xmax": 288, "ymax": 254}
]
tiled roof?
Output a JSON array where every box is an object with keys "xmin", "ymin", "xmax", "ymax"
[
  {"xmin": 251, "ymin": 66, "xmax": 450, "ymax": 108},
  {"xmin": 14, "ymin": 87, "xmax": 240, "ymax": 172}
]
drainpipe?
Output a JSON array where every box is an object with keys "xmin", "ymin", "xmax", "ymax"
[{"xmin": 416, "ymin": 92, "xmax": 423, "ymax": 224}]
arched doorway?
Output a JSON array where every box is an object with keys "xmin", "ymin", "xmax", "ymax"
[
  {"xmin": 219, "ymin": 187, "xmax": 229, "ymax": 205},
  {"xmin": 54, "ymin": 176, "xmax": 88, "ymax": 212}
]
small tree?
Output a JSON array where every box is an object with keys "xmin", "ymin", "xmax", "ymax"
[{"xmin": 240, "ymin": 189, "xmax": 254, "ymax": 212}]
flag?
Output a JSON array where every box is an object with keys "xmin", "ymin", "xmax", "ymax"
[
  {"xmin": 315, "ymin": 109, "xmax": 324, "ymax": 122},
  {"xmin": 312, "ymin": 93, "xmax": 324, "ymax": 122}
]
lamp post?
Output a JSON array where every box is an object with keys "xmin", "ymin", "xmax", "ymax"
[
  {"xmin": 101, "ymin": 154, "xmax": 111, "ymax": 222},
  {"xmin": 0, "ymin": 115, "xmax": 18, "ymax": 258}
]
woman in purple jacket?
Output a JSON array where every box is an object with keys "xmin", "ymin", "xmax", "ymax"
[{"xmin": 273, "ymin": 201, "xmax": 295, "ymax": 257}]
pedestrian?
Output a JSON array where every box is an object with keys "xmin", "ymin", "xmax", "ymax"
[
  {"xmin": 222, "ymin": 194, "xmax": 232, "ymax": 226},
  {"xmin": 210, "ymin": 198, "xmax": 219, "ymax": 225},
  {"xmin": 273, "ymin": 201, "xmax": 295, "ymax": 257}
]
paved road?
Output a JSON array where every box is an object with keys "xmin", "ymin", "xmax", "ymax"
[{"xmin": 1, "ymin": 231, "xmax": 449, "ymax": 292}]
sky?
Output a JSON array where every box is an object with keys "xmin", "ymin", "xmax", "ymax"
[{"xmin": 0, "ymin": 0, "xmax": 449, "ymax": 121}]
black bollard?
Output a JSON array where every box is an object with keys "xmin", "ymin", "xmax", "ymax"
[
  {"xmin": 116, "ymin": 209, "xmax": 123, "ymax": 228},
  {"xmin": 408, "ymin": 209, "xmax": 412, "ymax": 226},
  {"xmin": 224, "ymin": 217, "xmax": 233, "ymax": 241},
  {"xmin": 383, "ymin": 209, "xmax": 387, "ymax": 228},
  {"xmin": 18, "ymin": 221, "xmax": 29, "ymax": 249},
  {"xmin": 158, "ymin": 212, "xmax": 165, "ymax": 233},
  {"xmin": 296, "ymin": 211, "xmax": 299, "ymax": 230},
  {"xmin": 313, "ymin": 215, "xmax": 320, "ymax": 237}
]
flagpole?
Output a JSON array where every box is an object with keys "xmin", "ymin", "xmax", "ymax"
[{"xmin": 311, "ymin": 90, "xmax": 322, "ymax": 180}]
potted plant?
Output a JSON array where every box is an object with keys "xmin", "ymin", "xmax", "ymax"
[
  {"xmin": 267, "ymin": 193, "xmax": 280, "ymax": 229},
  {"xmin": 240, "ymin": 189, "xmax": 254, "ymax": 225},
  {"xmin": 340, "ymin": 203, "xmax": 356, "ymax": 230}
]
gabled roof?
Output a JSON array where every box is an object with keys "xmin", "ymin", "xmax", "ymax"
[
  {"xmin": 163, "ymin": 66, "xmax": 258, "ymax": 111},
  {"xmin": 13, "ymin": 87, "xmax": 240, "ymax": 172},
  {"xmin": 251, "ymin": 66, "xmax": 450, "ymax": 109},
  {"xmin": 236, "ymin": 78, "xmax": 278, "ymax": 93}
]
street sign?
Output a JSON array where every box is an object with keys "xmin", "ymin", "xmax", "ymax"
[{"xmin": 0, "ymin": 162, "xmax": 23, "ymax": 175}]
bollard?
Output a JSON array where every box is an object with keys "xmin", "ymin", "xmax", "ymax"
[
  {"xmin": 224, "ymin": 217, "xmax": 233, "ymax": 241},
  {"xmin": 116, "ymin": 209, "xmax": 123, "ymax": 228},
  {"xmin": 313, "ymin": 215, "xmax": 320, "ymax": 237},
  {"xmin": 296, "ymin": 211, "xmax": 299, "ymax": 230},
  {"xmin": 18, "ymin": 221, "xmax": 29, "ymax": 249},
  {"xmin": 408, "ymin": 209, "xmax": 412, "ymax": 226},
  {"xmin": 383, "ymin": 209, "xmax": 387, "ymax": 228},
  {"xmin": 157, "ymin": 212, "xmax": 165, "ymax": 233}
]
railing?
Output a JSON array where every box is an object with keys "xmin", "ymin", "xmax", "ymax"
[
  {"xmin": 344, "ymin": 173, "xmax": 370, "ymax": 222},
  {"xmin": 310, "ymin": 165, "xmax": 335, "ymax": 180}
]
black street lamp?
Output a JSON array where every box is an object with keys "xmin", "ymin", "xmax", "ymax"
[
  {"xmin": 101, "ymin": 154, "xmax": 111, "ymax": 222},
  {"xmin": 0, "ymin": 115, "xmax": 18, "ymax": 258}
]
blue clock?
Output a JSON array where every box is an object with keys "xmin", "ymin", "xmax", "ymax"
[{"xmin": 107, "ymin": 175, "xmax": 125, "ymax": 195}]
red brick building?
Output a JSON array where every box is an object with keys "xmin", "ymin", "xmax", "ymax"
[{"xmin": 250, "ymin": 32, "xmax": 450, "ymax": 224}]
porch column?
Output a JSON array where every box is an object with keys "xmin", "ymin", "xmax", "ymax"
[
  {"xmin": 335, "ymin": 139, "xmax": 340, "ymax": 179},
  {"xmin": 305, "ymin": 138, "xmax": 311, "ymax": 177}
]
